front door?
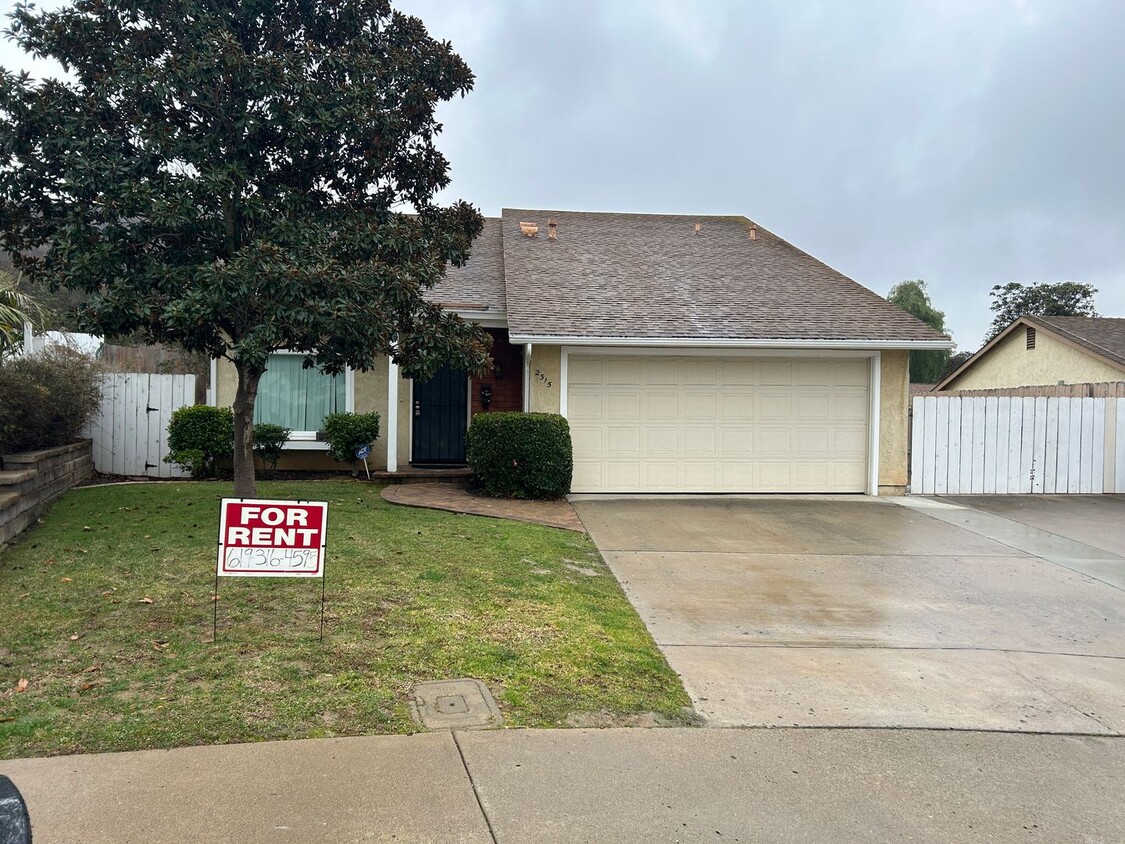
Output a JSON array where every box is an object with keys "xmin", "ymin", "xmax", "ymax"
[{"xmin": 411, "ymin": 366, "xmax": 468, "ymax": 464}]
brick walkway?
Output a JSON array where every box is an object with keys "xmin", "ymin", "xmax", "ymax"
[{"xmin": 380, "ymin": 483, "xmax": 586, "ymax": 532}]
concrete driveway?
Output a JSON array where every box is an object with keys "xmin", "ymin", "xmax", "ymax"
[{"xmin": 572, "ymin": 495, "xmax": 1125, "ymax": 732}]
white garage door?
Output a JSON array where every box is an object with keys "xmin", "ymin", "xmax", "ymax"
[{"xmin": 566, "ymin": 354, "xmax": 870, "ymax": 493}]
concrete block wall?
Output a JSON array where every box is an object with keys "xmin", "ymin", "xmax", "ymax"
[{"xmin": 0, "ymin": 441, "xmax": 94, "ymax": 547}]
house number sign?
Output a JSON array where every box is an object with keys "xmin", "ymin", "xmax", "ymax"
[{"xmin": 534, "ymin": 368, "xmax": 553, "ymax": 388}]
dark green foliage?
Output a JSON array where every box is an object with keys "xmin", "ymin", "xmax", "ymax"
[
  {"xmin": 466, "ymin": 413, "xmax": 573, "ymax": 500},
  {"xmin": 251, "ymin": 422, "xmax": 291, "ymax": 472},
  {"xmin": 165, "ymin": 405, "xmax": 233, "ymax": 477},
  {"xmin": 0, "ymin": 0, "xmax": 492, "ymax": 495},
  {"xmin": 0, "ymin": 346, "xmax": 102, "ymax": 457},
  {"xmin": 322, "ymin": 412, "xmax": 380, "ymax": 463},
  {"xmin": 987, "ymin": 282, "xmax": 1099, "ymax": 341},
  {"xmin": 887, "ymin": 280, "xmax": 953, "ymax": 383},
  {"xmin": 937, "ymin": 350, "xmax": 974, "ymax": 384}
]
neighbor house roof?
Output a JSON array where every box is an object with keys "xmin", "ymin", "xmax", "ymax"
[
  {"xmin": 499, "ymin": 209, "xmax": 950, "ymax": 345},
  {"xmin": 936, "ymin": 314, "xmax": 1125, "ymax": 389},
  {"xmin": 1030, "ymin": 315, "xmax": 1125, "ymax": 368}
]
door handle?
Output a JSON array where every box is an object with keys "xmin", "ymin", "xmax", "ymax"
[{"xmin": 414, "ymin": 401, "xmax": 421, "ymax": 417}]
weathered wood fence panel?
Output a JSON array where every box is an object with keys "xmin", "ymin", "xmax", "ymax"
[
  {"xmin": 911, "ymin": 396, "xmax": 1123, "ymax": 494},
  {"xmin": 85, "ymin": 373, "xmax": 196, "ymax": 478}
]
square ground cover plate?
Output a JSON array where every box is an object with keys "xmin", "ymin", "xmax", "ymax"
[{"xmin": 410, "ymin": 679, "xmax": 503, "ymax": 730}]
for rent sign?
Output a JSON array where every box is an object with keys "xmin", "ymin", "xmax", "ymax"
[{"xmin": 217, "ymin": 498, "xmax": 328, "ymax": 578}]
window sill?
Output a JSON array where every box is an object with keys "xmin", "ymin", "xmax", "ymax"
[{"xmin": 283, "ymin": 440, "xmax": 330, "ymax": 452}]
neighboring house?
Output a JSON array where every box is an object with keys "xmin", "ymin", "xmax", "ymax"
[
  {"xmin": 213, "ymin": 209, "xmax": 951, "ymax": 494},
  {"xmin": 935, "ymin": 315, "xmax": 1125, "ymax": 392}
]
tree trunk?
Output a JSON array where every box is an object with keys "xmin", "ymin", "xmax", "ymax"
[{"xmin": 232, "ymin": 362, "xmax": 262, "ymax": 498}]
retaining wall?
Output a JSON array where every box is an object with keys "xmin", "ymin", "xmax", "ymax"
[{"xmin": 0, "ymin": 440, "xmax": 94, "ymax": 547}]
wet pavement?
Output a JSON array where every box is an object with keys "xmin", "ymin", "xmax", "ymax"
[{"xmin": 572, "ymin": 495, "xmax": 1125, "ymax": 732}]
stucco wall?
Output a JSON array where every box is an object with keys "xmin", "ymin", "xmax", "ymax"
[
  {"xmin": 528, "ymin": 345, "xmax": 562, "ymax": 414},
  {"xmin": 878, "ymin": 350, "xmax": 910, "ymax": 492},
  {"xmin": 948, "ymin": 328, "xmax": 1125, "ymax": 390}
]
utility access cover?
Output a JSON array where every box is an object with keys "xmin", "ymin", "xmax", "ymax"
[{"xmin": 410, "ymin": 679, "xmax": 502, "ymax": 730}]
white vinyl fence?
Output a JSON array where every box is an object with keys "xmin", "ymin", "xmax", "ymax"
[
  {"xmin": 911, "ymin": 396, "xmax": 1125, "ymax": 495},
  {"xmin": 86, "ymin": 373, "xmax": 197, "ymax": 478}
]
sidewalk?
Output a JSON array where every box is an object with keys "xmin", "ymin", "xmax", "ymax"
[
  {"xmin": 381, "ymin": 483, "xmax": 585, "ymax": 532},
  {"xmin": 2, "ymin": 728, "xmax": 1122, "ymax": 843}
]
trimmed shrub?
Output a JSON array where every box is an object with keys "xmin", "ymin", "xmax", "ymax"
[
  {"xmin": 165, "ymin": 405, "xmax": 233, "ymax": 477},
  {"xmin": 0, "ymin": 345, "xmax": 102, "ymax": 459},
  {"xmin": 252, "ymin": 422, "xmax": 291, "ymax": 472},
  {"xmin": 322, "ymin": 411, "xmax": 380, "ymax": 463},
  {"xmin": 466, "ymin": 412, "xmax": 572, "ymax": 500}
]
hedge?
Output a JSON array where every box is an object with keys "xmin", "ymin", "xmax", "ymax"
[
  {"xmin": 466, "ymin": 412, "xmax": 572, "ymax": 500},
  {"xmin": 322, "ymin": 411, "xmax": 380, "ymax": 463},
  {"xmin": 164, "ymin": 405, "xmax": 234, "ymax": 477},
  {"xmin": 0, "ymin": 346, "xmax": 102, "ymax": 459}
]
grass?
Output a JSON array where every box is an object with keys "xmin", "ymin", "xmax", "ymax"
[{"xmin": 0, "ymin": 480, "xmax": 693, "ymax": 758}]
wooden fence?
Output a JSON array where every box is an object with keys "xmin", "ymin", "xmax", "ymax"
[
  {"xmin": 85, "ymin": 373, "xmax": 197, "ymax": 477},
  {"xmin": 928, "ymin": 381, "xmax": 1125, "ymax": 399},
  {"xmin": 910, "ymin": 396, "xmax": 1124, "ymax": 494}
]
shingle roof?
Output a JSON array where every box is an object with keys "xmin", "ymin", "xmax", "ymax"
[
  {"xmin": 427, "ymin": 217, "xmax": 505, "ymax": 312},
  {"xmin": 498, "ymin": 209, "xmax": 949, "ymax": 343},
  {"xmin": 1029, "ymin": 315, "xmax": 1125, "ymax": 369}
]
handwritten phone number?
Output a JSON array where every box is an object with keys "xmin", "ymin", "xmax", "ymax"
[{"xmin": 224, "ymin": 547, "xmax": 319, "ymax": 570}]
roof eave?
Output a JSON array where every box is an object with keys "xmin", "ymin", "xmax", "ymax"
[{"xmin": 509, "ymin": 334, "xmax": 955, "ymax": 350}]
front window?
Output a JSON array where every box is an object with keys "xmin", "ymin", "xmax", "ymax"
[{"xmin": 254, "ymin": 354, "xmax": 346, "ymax": 439}]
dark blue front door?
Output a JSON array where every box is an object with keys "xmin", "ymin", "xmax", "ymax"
[{"xmin": 412, "ymin": 366, "xmax": 468, "ymax": 464}]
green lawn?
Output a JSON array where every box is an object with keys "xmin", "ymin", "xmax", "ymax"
[{"xmin": 0, "ymin": 480, "xmax": 693, "ymax": 758}]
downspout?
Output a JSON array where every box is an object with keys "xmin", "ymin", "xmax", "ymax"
[{"xmin": 523, "ymin": 343, "xmax": 532, "ymax": 412}]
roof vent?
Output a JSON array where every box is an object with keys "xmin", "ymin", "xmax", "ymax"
[
  {"xmin": 548, "ymin": 219, "xmax": 557, "ymax": 240},
  {"xmin": 749, "ymin": 224, "xmax": 757, "ymax": 241},
  {"xmin": 1026, "ymin": 326, "xmax": 1036, "ymax": 349},
  {"xmin": 694, "ymin": 222, "xmax": 701, "ymax": 236},
  {"xmin": 519, "ymin": 221, "xmax": 538, "ymax": 237}
]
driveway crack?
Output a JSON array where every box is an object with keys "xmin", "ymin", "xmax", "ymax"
[{"xmin": 1002, "ymin": 651, "xmax": 1114, "ymax": 733}]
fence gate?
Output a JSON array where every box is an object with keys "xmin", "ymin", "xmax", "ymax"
[
  {"xmin": 86, "ymin": 373, "xmax": 197, "ymax": 478},
  {"xmin": 911, "ymin": 396, "xmax": 1125, "ymax": 495}
]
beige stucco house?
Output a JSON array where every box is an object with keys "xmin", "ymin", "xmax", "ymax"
[
  {"xmin": 213, "ymin": 209, "xmax": 951, "ymax": 494},
  {"xmin": 936, "ymin": 315, "xmax": 1125, "ymax": 392}
]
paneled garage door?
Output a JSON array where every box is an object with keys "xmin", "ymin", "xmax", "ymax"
[{"xmin": 566, "ymin": 354, "xmax": 870, "ymax": 493}]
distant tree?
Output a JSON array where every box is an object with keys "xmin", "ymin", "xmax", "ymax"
[
  {"xmin": 887, "ymin": 279, "xmax": 952, "ymax": 383},
  {"xmin": 936, "ymin": 350, "xmax": 973, "ymax": 384},
  {"xmin": 0, "ymin": 0, "xmax": 491, "ymax": 497},
  {"xmin": 986, "ymin": 282, "xmax": 1098, "ymax": 341}
]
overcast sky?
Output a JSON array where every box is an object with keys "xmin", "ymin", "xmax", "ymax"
[{"xmin": 3, "ymin": 0, "xmax": 1123, "ymax": 350}]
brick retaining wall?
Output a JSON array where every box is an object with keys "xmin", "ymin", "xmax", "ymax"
[{"xmin": 0, "ymin": 440, "xmax": 94, "ymax": 547}]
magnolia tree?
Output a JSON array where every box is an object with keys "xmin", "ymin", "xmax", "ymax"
[{"xmin": 0, "ymin": 0, "xmax": 490, "ymax": 495}]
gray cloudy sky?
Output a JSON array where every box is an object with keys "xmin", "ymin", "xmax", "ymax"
[{"xmin": 3, "ymin": 0, "xmax": 1122, "ymax": 350}]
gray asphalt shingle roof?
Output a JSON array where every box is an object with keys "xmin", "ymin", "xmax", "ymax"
[
  {"xmin": 1029, "ymin": 315, "xmax": 1125, "ymax": 369},
  {"xmin": 427, "ymin": 217, "xmax": 505, "ymax": 312},
  {"xmin": 430, "ymin": 208, "xmax": 950, "ymax": 344}
]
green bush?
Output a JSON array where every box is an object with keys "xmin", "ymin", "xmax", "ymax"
[
  {"xmin": 0, "ymin": 346, "xmax": 102, "ymax": 459},
  {"xmin": 466, "ymin": 412, "xmax": 572, "ymax": 500},
  {"xmin": 164, "ymin": 405, "xmax": 233, "ymax": 477},
  {"xmin": 252, "ymin": 422, "xmax": 291, "ymax": 472},
  {"xmin": 322, "ymin": 412, "xmax": 380, "ymax": 463}
]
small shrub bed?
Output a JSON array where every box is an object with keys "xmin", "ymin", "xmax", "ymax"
[
  {"xmin": 466, "ymin": 412, "xmax": 572, "ymax": 500},
  {"xmin": 252, "ymin": 422, "xmax": 291, "ymax": 472},
  {"xmin": 0, "ymin": 346, "xmax": 102, "ymax": 458},
  {"xmin": 165, "ymin": 405, "xmax": 234, "ymax": 477},
  {"xmin": 322, "ymin": 412, "xmax": 380, "ymax": 463}
]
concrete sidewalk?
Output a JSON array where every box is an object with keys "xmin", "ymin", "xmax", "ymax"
[{"xmin": 2, "ymin": 728, "xmax": 1123, "ymax": 843}]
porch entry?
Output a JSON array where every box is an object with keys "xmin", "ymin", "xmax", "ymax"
[{"xmin": 411, "ymin": 365, "xmax": 469, "ymax": 465}]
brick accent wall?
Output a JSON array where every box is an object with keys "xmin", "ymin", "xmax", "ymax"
[
  {"xmin": 471, "ymin": 329, "xmax": 524, "ymax": 416},
  {"xmin": 0, "ymin": 441, "xmax": 94, "ymax": 547}
]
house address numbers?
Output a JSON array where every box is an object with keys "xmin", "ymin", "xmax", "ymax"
[{"xmin": 534, "ymin": 368, "xmax": 553, "ymax": 389}]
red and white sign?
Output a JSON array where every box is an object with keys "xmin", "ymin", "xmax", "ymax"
[{"xmin": 217, "ymin": 498, "xmax": 328, "ymax": 578}]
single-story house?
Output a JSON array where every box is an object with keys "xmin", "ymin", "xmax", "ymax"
[
  {"xmin": 935, "ymin": 315, "xmax": 1125, "ymax": 392},
  {"xmin": 213, "ymin": 209, "xmax": 952, "ymax": 494}
]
